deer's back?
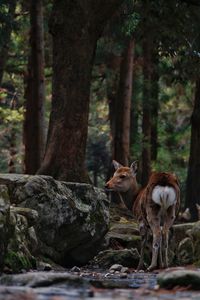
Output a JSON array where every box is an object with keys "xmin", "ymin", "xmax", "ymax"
[{"xmin": 132, "ymin": 172, "xmax": 180, "ymax": 222}]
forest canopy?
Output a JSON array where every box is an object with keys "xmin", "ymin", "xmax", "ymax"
[{"xmin": 1, "ymin": 0, "xmax": 200, "ymax": 219}]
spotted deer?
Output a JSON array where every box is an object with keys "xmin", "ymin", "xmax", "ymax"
[{"xmin": 105, "ymin": 160, "xmax": 180, "ymax": 271}]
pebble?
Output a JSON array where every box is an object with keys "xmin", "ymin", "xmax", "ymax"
[
  {"xmin": 109, "ymin": 264, "xmax": 123, "ymax": 272},
  {"xmin": 70, "ymin": 266, "xmax": 81, "ymax": 273}
]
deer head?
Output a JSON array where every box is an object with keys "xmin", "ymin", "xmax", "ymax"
[{"xmin": 105, "ymin": 160, "xmax": 138, "ymax": 193}]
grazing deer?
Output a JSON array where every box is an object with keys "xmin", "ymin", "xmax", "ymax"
[{"xmin": 105, "ymin": 160, "xmax": 180, "ymax": 271}]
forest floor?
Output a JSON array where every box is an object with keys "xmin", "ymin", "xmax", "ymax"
[{"xmin": 0, "ymin": 267, "xmax": 200, "ymax": 300}]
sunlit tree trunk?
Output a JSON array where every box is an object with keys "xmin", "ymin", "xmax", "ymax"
[
  {"xmin": 0, "ymin": 0, "xmax": 17, "ymax": 85},
  {"xmin": 38, "ymin": 0, "xmax": 124, "ymax": 182},
  {"xmin": 24, "ymin": 0, "xmax": 46, "ymax": 174},
  {"xmin": 113, "ymin": 38, "xmax": 134, "ymax": 166},
  {"xmin": 185, "ymin": 78, "xmax": 200, "ymax": 221}
]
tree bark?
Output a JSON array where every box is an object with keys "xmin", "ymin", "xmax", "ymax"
[
  {"xmin": 185, "ymin": 78, "xmax": 200, "ymax": 221},
  {"xmin": 113, "ymin": 38, "xmax": 134, "ymax": 166},
  {"xmin": 24, "ymin": 0, "xmax": 46, "ymax": 174},
  {"xmin": 151, "ymin": 50, "xmax": 159, "ymax": 161},
  {"xmin": 0, "ymin": 0, "xmax": 17, "ymax": 85},
  {"xmin": 37, "ymin": 0, "xmax": 124, "ymax": 182},
  {"xmin": 142, "ymin": 36, "xmax": 151, "ymax": 185},
  {"xmin": 141, "ymin": 1, "xmax": 152, "ymax": 186}
]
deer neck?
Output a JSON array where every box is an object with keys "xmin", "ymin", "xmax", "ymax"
[{"xmin": 120, "ymin": 178, "xmax": 139, "ymax": 210}]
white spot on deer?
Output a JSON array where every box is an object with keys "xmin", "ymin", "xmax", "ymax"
[{"xmin": 152, "ymin": 185, "xmax": 176, "ymax": 209}]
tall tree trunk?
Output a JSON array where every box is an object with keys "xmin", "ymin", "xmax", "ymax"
[
  {"xmin": 0, "ymin": 0, "xmax": 17, "ymax": 85},
  {"xmin": 24, "ymin": 0, "xmax": 46, "ymax": 174},
  {"xmin": 113, "ymin": 38, "xmax": 134, "ymax": 166},
  {"xmin": 130, "ymin": 66, "xmax": 139, "ymax": 159},
  {"xmin": 38, "ymin": 0, "xmax": 124, "ymax": 182},
  {"xmin": 141, "ymin": 1, "xmax": 152, "ymax": 186},
  {"xmin": 151, "ymin": 50, "xmax": 159, "ymax": 161},
  {"xmin": 185, "ymin": 78, "xmax": 200, "ymax": 221}
]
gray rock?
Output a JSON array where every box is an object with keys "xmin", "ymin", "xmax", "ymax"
[
  {"xmin": 10, "ymin": 206, "xmax": 38, "ymax": 227},
  {"xmin": 92, "ymin": 248, "xmax": 140, "ymax": 268},
  {"xmin": 0, "ymin": 174, "xmax": 110, "ymax": 267},
  {"xmin": 177, "ymin": 237, "xmax": 194, "ymax": 265},
  {"xmin": 0, "ymin": 271, "xmax": 85, "ymax": 288},
  {"xmin": 158, "ymin": 269, "xmax": 200, "ymax": 290},
  {"xmin": 109, "ymin": 264, "xmax": 123, "ymax": 271}
]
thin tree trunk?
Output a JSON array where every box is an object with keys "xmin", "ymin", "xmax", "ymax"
[
  {"xmin": 141, "ymin": 0, "xmax": 152, "ymax": 186},
  {"xmin": 185, "ymin": 78, "xmax": 200, "ymax": 221},
  {"xmin": 37, "ymin": 0, "xmax": 124, "ymax": 182},
  {"xmin": 151, "ymin": 50, "xmax": 159, "ymax": 161},
  {"xmin": 24, "ymin": 0, "xmax": 46, "ymax": 174},
  {"xmin": 113, "ymin": 38, "xmax": 134, "ymax": 166},
  {"xmin": 0, "ymin": 0, "xmax": 17, "ymax": 85}
]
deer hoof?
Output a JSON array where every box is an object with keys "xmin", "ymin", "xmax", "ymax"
[{"xmin": 147, "ymin": 265, "xmax": 157, "ymax": 272}]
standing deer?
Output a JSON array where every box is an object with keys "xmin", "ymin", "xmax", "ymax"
[{"xmin": 105, "ymin": 160, "xmax": 180, "ymax": 271}]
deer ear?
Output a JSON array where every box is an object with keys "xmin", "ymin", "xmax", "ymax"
[
  {"xmin": 113, "ymin": 160, "xmax": 123, "ymax": 170},
  {"xmin": 130, "ymin": 161, "xmax": 138, "ymax": 176}
]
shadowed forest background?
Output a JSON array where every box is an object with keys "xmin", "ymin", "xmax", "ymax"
[{"xmin": 1, "ymin": 0, "xmax": 200, "ymax": 219}]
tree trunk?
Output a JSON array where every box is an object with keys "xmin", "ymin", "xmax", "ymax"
[
  {"xmin": 141, "ymin": 0, "xmax": 152, "ymax": 186},
  {"xmin": 8, "ymin": 128, "xmax": 17, "ymax": 173},
  {"xmin": 37, "ymin": 0, "xmax": 124, "ymax": 182},
  {"xmin": 185, "ymin": 78, "xmax": 200, "ymax": 221},
  {"xmin": 0, "ymin": 0, "xmax": 17, "ymax": 85},
  {"xmin": 24, "ymin": 0, "xmax": 46, "ymax": 174},
  {"xmin": 130, "ymin": 66, "xmax": 139, "ymax": 159},
  {"xmin": 113, "ymin": 38, "xmax": 134, "ymax": 166},
  {"xmin": 151, "ymin": 50, "xmax": 159, "ymax": 161}
]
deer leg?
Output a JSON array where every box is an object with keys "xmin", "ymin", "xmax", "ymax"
[
  {"xmin": 147, "ymin": 217, "xmax": 161, "ymax": 271},
  {"xmin": 162, "ymin": 205, "xmax": 176, "ymax": 268},
  {"xmin": 137, "ymin": 221, "xmax": 147, "ymax": 270},
  {"xmin": 159, "ymin": 234, "xmax": 164, "ymax": 269}
]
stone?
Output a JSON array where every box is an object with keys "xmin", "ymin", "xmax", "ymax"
[
  {"xmin": 0, "ymin": 174, "xmax": 110, "ymax": 267},
  {"xmin": 109, "ymin": 264, "xmax": 123, "ymax": 271},
  {"xmin": 177, "ymin": 237, "xmax": 194, "ymax": 265},
  {"xmin": 91, "ymin": 248, "xmax": 140, "ymax": 268},
  {"xmin": 0, "ymin": 271, "xmax": 85, "ymax": 288},
  {"xmin": 158, "ymin": 269, "xmax": 200, "ymax": 290},
  {"xmin": 10, "ymin": 206, "xmax": 38, "ymax": 227}
]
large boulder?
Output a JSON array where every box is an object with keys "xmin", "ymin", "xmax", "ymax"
[{"xmin": 0, "ymin": 174, "xmax": 110, "ymax": 267}]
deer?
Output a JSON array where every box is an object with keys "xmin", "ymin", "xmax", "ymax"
[{"xmin": 105, "ymin": 160, "xmax": 180, "ymax": 271}]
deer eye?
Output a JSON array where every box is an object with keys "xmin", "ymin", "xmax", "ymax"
[{"xmin": 119, "ymin": 174, "xmax": 126, "ymax": 179}]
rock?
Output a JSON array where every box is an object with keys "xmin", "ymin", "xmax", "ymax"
[
  {"xmin": 0, "ymin": 185, "xmax": 11, "ymax": 269},
  {"xmin": 0, "ymin": 174, "xmax": 110, "ymax": 267},
  {"xmin": 71, "ymin": 266, "xmax": 81, "ymax": 273},
  {"xmin": 158, "ymin": 269, "xmax": 200, "ymax": 290},
  {"xmin": 37, "ymin": 261, "xmax": 52, "ymax": 271},
  {"xmin": 177, "ymin": 237, "xmax": 194, "ymax": 265},
  {"xmin": 185, "ymin": 221, "xmax": 200, "ymax": 265},
  {"xmin": 121, "ymin": 266, "xmax": 129, "ymax": 273},
  {"xmin": 10, "ymin": 206, "xmax": 38, "ymax": 227},
  {"xmin": 105, "ymin": 222, "xmax": 140, "ymax": 250},
  {"xmin": 109, "ymin": 264, "xmax": 123, "ymax": 271},
  {"xmin": 4, "ymin": 203, "xmax": 39, "ymax": 272},
  {"xmin": 171, "ymin": 223, "xmax": 195, "ymax": 250},
  {"xmin": 0, "ymin": 271, "xmax": 85, "ymax": 288},
  {"xmin": 91, "ymin": 248, "xmax": 140, "ymax": 268}
]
